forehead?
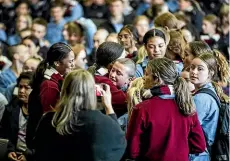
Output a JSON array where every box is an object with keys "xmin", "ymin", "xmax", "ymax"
[
  {"xmin": 191, "ymin": 58, "xmax": 207, "ymax": 67},
  {"xmin": 77, "ymin": 50, "xmax": 86, "ymax": 58},
  {"xmin": 23, "ymin": 39, "xmax": 33, "ymax": 44},
  {"xmin": 112, "ymin": 62, "xmax": 129, "ymax": 72},
  {"xmin": 147, "ymin": 36, "xmax": 165, "ymax": 44},
  {"xmin": 32, "ymin": 23, "xmax": 46, "ymax": 29},
  {"xmin": 119, "ymin": 29, "xmax": 130, "ymax": 35},
  {"xmin": 19, "ymin": 78, "xmax": 30, "ymax": 85},
  {"xmin": 110, "ymin": 1, "xmax": 123, "ymax": 6},
  {"xmin": 25, "ymin": 59, "xmax": 40, "ymax": 65}
]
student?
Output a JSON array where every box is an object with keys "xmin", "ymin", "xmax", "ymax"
[
  {"xmin": 3, "ymin": 57, "xmax": 42, "ymax": 103},
  {"xmin": 136, "ymin": 28, "xmax": 170, "ymax": 77},
  {"xmin": 26, "ymin": 42, "xmax": 74, "ymax": 149},
  {"xmin": 1, "ymin": 72, "xmax": 33, "ymax": 161},
  {"xmin": 133, "ymin": 15, "xmax": 150, "ymax": 45},
  {"xmin": 108, "ymin": 58, "xmax": 136, "ymax": 116},
  {"xmin": 22, "ymin": 36, "xmax": 40, "ymax": 57},
  {"xmin": 99, "ymin": 0, "xmax": 134, "ymax": 33},
  {"xmin": 126, "ymin": 58, "xmax": 206, "ymax": 161},
  {"xmin": 165, "ymin": 30, "xmax": 186, "ymax": 74},
  {"xmin": 45, "ymin": 1, "xmax": 66, "ymax": 45},
  {"xmin": 33, "ymin": 69, "xmax": 126, "ymax": 161},
  {"xmin": 189, "ymin": 53, "xmax": 229, "ymax": 161},
  {"xmin": 31, "ymin": 18, "xmax": 50, "ymax": 59},
  {"xmin": 118, "ymin": 25, "xmax": 139, "ymax": 59},
  {"xmin": 200, "ymin": 14, "xmax": 220, "ymax": 49},
  {"xmin": 183, "ymin": 41, "xmax": 212, "ymax": 69},
  {"xmin": 88, "ymin": 42, "xmax": 127, "ymax": 117},
  {"xmin": 71, "ymin": 44, "xmax": 88, "ymax": 69},
  {"xmin": 88, "ymin": 29, "xmax": 109, "ymax": 66},
  {"xmin": 7, "ymin": 15, "xmax": 32, "ymax": 45},
  {"xmin": 0, "ymin": 44, "xmax": 30, "ymax": 93}
]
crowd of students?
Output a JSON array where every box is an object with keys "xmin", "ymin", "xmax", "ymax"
[{"xmin": 0, "ymin": 0, "xmax": 229, "ymax": 161}]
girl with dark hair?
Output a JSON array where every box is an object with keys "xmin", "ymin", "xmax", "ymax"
[
  {"xmin": 126, "ymin": 58, "xmax": 206, "ymax": 161},
  {"xmin": 135, "ymin": 27, "xmax": 170, "ymax": 77},
  {"xmin": 26, "ymin": 42, "xmax": 75, "ymax": 149},
  {"xmin": 22, "ymin": 36, "xmax": 40, "ymax": 57},
  {"xmin": 88, "ymin": 41, "xmax": 127, "ymax": 117}
]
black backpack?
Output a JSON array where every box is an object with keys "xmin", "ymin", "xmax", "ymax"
[{"xmin": 197, "ymin": 88, "xmax": 229, "ymax": 161}]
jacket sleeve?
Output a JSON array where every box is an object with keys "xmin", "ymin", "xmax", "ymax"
[
  {"xmin": 188, "ymin": 113, "xmax": 206, "ymax": 154},
  {"xmin": 126, "ymin": 105, "xmax": 146, "ymax": 159},
  {"xmin": 40, "ymin": 81, "xmax": 60, "ymax": 113}
]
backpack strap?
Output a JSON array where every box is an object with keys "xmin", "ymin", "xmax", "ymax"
[{"xmin": 196, "ymin": 88, "xmax": 221, "ymax": 108}]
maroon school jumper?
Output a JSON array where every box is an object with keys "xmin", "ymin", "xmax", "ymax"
[
  {"xmin": 40, "ymin": 73, "xmax": 63, "ymax": 113},
  {"xmin": 94, "ymin": 75, "xmax": 127, "ymax": 117},
  {"xmin": 126, "ymin": 93, "xmax": 206, "ymax": 161}
]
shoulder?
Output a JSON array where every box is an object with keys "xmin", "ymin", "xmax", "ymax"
[{"xmin": 95, "ymin": 75, "xmax": 113, "ymax": 86}]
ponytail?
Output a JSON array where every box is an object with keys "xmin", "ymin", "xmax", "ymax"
[
  {"xmin": 173, "ymin": 76, "xmax": 196, "ymax": 116},
  {"xmin": 212, "ymin": 81, "xmax": 230, "ymax": 103},
  {"xmin": 87, "ymin": 63, "xmax": 98, "ymax": 75},
  {"xmin": 213, "ymin": 49, "xmax": 230, "ymax": 84},
  {"xmin": 32, "ymin": 60, "xmax": 48, "ymax": 88}
]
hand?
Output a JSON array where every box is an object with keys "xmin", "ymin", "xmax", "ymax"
[
  {"xmin": 8, "ymin": 152, "xmax": 17, "ymax": 161},
  {"xmin": 17, "ymin": 154, "xmax": 26, "ymax": 161},
  {"xmin": 101, "ymin": 84, "xmax": 114, "ymax": 115}
]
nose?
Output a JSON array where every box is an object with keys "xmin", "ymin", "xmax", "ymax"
[
  {"xmin": 154, "ymin": 45, "xmax": 159, "ymax": 51},
  {"xmin": 19, "ymin": 87, "xmax": 26, "ymax": 94},
  {"xmin": 110, "ymin": 71, "xmax": 116, "ymax": 78},
  {"xmin": 190, "ymin": 67, "xmax": 197, "ymax": 75}
]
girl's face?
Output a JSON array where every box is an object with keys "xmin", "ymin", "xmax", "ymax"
[
  {"xmin": 183, "ymin": 44, "xmax": 194, "ymax": 68},
  {"xmin": 143, "ymin": 67, "xmax": 158, "ymax": 89},
  {"xmin": 16, "ymin": 16, "xmax": 28, "ymax": 31},
  {"xmin": 135, "ymin": 19, "xmax": 149, "ymax": 37},
  {"xmin": 145, "ymin": 36, "xmax": 166, "ymax": 60},
  {"xmin": 118, "ymin": 30, "xmax": 133, "ymax": 50},
  {"xmin": 202, "ymin": 20, "xmax": 216, "ymax": 34},
  {"xmin": 75, "ymin": 49, "xmax": 88, "ymax": 69},
  {"xmin": 189, "ymin": 58, "xmax": 211, "ymax": 88},
  {"xmin": 23, "ymin": 39, "xmax": 39, "ymax": 56}
]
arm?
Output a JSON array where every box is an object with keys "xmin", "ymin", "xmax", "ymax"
[
  {"xmin": 194, "ymin": 93, "xmax": 219, "ymax": 146},
  {"xmin": 126, "ymin": 105, "xmax": 145, "ymax": 159},
  {"xmin": 40, "ymin": 81, "xmax": 60, "ymax": 113},
  {"xmin": 189, "ymin": 113, "xmax": 206, "ymax": 154}
]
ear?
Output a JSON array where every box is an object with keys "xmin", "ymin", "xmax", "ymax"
[
  {"xmin": 13, "ymin": 53, "xmax": 19, "ymax": 60},
  {"xmin": 163, "ymin": 26, "xmax": 170, "ymax": 32},
  {"xmin": 54, "ymin": 61, "xmax": 60, "ymax": 67},
  {"xmin": 129, "ymin": 77, "xmax": 135, "ymax": 82},
  {"xmin": 209, "ymin": 70, "xmax": 215, "ymax": 78}
]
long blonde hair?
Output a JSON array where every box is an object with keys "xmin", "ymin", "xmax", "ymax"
[
  {"xmin": 127, "ymin": 77, "xmax": 144, "ymax": 120},
  {"xmin": 52, "ymin": 69, "xmax": 97, "ymax": 135},
  {"xmin": 136, "ymin": 46, "xmax": 148, "ymax": 64}
]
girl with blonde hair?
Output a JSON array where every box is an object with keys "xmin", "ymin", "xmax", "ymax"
[
  {"xmin": 71, "ymin": 44, "xmax": 88, "ymax": 69},
  {"xmin": 166, "ymin": 30, "xmax": 187, "ymax": 73},
  {"xmin": 34, "ymin": 69, "xmax": 126, "ymax": 161},
  {"xmin": 126, "ymin": 58, "xmax": 206, "ymax": 161}
]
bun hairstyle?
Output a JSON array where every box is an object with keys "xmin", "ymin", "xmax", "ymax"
[{"xmin": 143, "ymin": 27, "xmax": 170, "ymax": 46}]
